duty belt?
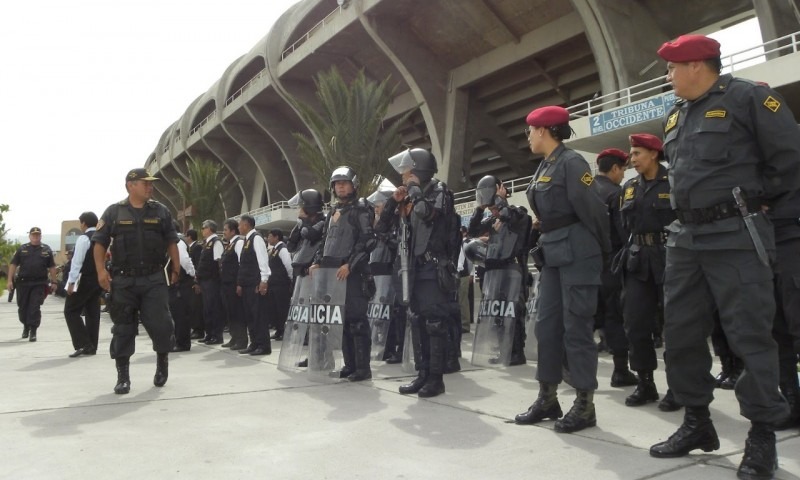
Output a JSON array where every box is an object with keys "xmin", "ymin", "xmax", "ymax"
[
  {"xmin": 113, "ymin": 265, "xmax": 164, "ymax": 277},
  {"xmin": 675, "ymin": 199, "xmax": 761, "ymax": 225},
  {"xmin": 539, "ymin": 214, "xmax": 579, "ymax": 233},
  {"xmin": 632, "ymin": 232, "xmax": 666, "ymax": 246}
]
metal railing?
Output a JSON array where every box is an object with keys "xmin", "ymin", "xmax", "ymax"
[
  {"xmin": 225, "ymin": 68, "xmax": 266, "ymax": 106},
  {"xmin": 189, "ymin": 110, "xmax": 217, "ymax": 136},
  {"xmin": 280, "ymin": 5, "xmax": 343, "ymax": 60},
  {"xmin": 234, "ymin": 201, "xmax": 293, "ymax": 220},
  {"xmin": 568, "ymin": 30, "xmax": 800, "ymax": 117}
]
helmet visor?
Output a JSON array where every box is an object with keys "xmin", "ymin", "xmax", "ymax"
[
  {"xmin": 475, "ymin": 186, "xmax": 496, "ymax": 208},
  {"xmin": 388, "ymin": 150, "xmax": 414, "ymax": 175},
  {"xmin": 287, "ymin": 193, "xmax": 301, "ymax": 208},
  {"xmin": 367, "ymin": 189, "xmax": 391, "ymax": 206}
]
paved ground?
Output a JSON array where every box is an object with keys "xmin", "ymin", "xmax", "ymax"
[{"xmin": 1, "ymin": 293, "xmax": 798, "ymax": 480}]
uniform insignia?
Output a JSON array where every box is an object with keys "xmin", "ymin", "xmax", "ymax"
[
  {"xmin": 624, "ymin": 187, "xmax": 635, "ymax": 200},
  {"xmin": 580, "ymin": 172, "xmax": 594, "ymax": 187},
  {"xmin": 96, "ymin": 220, "xmax": 105, "ymax": 230},
  {"xmin": 763, "ymin": 96, "xmax": 781, "ymax": 112},
  {"xmin": 537, "ymin": 176, "xmax": 551, "ymax": 183},
  {"xmin": 244, "ymin": 240, "xmax": 251, "ymax": 249},
  {"xmin": 704, "ymin": 110, "xmax": 726, "ymax": 118},
  {"xmin": 118, "ymin": 220, "xmax": 134, "ymax": 225},
  {"xmin": 332, "ymin": 210, "xmax": 341, "ymax": 223},
  {"xmin": 665, "ymin": 111, "xmax": 679, "ymax": 133},
  {"xmin": 143, "ymin": 218, "xmax": 159, "ymax": 224},
  {"xmin": 658, "ymin": 193, "xmax": 671, "ymax": 199}
]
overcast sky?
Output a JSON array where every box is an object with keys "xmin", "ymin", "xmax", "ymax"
[
  {"xmin": 1, "ymin": 3, "xmax": 765, "ymax": 245},
  {"xmin": 1, "ymin": 0, "xmax": 299, "ymax": 241}
]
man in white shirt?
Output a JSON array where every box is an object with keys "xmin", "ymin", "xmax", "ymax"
[
  {"xmin": 196, "ymin": 220, "xmax": 225, "ymax": 345},
  {"xmin": 236, "ymin": 215, "xmax": 272, "ymax": 355},
  {"xmin": 64, "ymin": 212, "xmax": 103, "ymax": 357},
  {"xmin": 170, "ymin": 224, "xmax": 196, "ymax": 352},
  {"xmin": 266, "ymin": 229, "xmax": 293, "ymax": 340}
]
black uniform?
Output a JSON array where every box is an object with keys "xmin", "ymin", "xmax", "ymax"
[
  {"xmin": 237, "ymin": 230, "xmax": 271, "ymax": 353},
  {"xmin": 661, "ymin": 74, "xmax": 800, "ymax": 425},
  {"xmin": 188, "ymin": 240, "xmax": 204, "ymax": 337},
  {"xmin": 266, "ymin": 241, "xmax": 292, "ymax": 338},
  {"xmin": 196, "ymin": 235, "xmax": 224, "ymax": 342},
  {"xmin": 11, "ymin": 242, "xmax": 55, "ymax": 332},
  {"xmin": 619, "ymin": 165, "xmax": 673, "ymax": 372},
  {"xmin": 168, "ymin": 238, "xmax": 195, "ymax": 351},
  {"xmin": 93, "ymin": 199, "xmax": 178, "ymax": 359},
  {"xmin": 220, "ymin": 236, "xmax": 247, "ymax": 349},
  {"xmin": 526, "ymin": 144, "xmax": 610, "ymax": 391},
  {"xmin": 369, "ymin": 218, "xmax": 404, "ymax": 360},
  {"xmin": 315, "ymin": 197, "xmax": 376, "ymax": 375},
  {"xmin": 64, "ymin": 229, "xmax": 102, "ymax": 353}
]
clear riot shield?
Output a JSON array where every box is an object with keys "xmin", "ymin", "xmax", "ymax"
[
  {"xmin": 401, "ymin": 312, "xmax": 415, "ymax": 374},
  {"xmin": 307, "ymin": 267, "xmax": 347, "ymax": 383},
  {"xmin": 523, "ymin": 272, "xmax": 540, "ymax": 362},
  {"xmin": 277, "ymin": 276, "xmax": 313, "ymax": 372},
  {"xmin": 368, "ymin": 275, "xmax": 395, "ymax": 361},
  {"xmin": 471, "ymin": 267, "xmax": 522, "ymax": 367}
]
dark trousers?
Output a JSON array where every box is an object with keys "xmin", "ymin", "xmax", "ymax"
[
  {"xmin": 663, "ymin": 246, "xmax": 789, "ymax": 424},
  {"xmin": 266, "ymin": 282, "xmax": 291, "ymax": 334},
  {"xmin": 343, "ymin": 274, "xmax": 370, "ymax": 369},
  {"xmin": 596, "ymin": 267, "xmax": 628, "ymax": 355},
  {"xmin": 190, "ymin": 290, "xmax": 204, "ymax": 333},
  {"xmin": 221, "ymin": 282, "xmax": 247, "ymax": 346},
  {"xmin": 16, "ymin": 282, "xmax": 47, "ymax": 328},
  {"xmin": 410, "ymin": 270, "xmax": 451, "ymax": 375},
  {"xmin": 774, "ymin": 238, "xmax": 800, "ymax": 384},
  {"xmin": 64, "ymin": 282, "xmax": 102, "ymax": 351},
  {"xmin": 623, "ymin": 274, "xmax": 662, "ymax": 372},
  {"xmin": 169, "ymin": 280, "xmax": 194, "ymax": 349},
  {"xmin": 200, "ymin": 278, "xmax": 224, "ymax": 339},
  {"xmin": 241, "ymin": 285, "xmax": 270, "ymax": 350},
  {"xmin": 109, "ymin": 272, "xmax": 174, "ymax": 359}
]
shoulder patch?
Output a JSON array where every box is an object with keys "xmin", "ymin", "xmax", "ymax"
[
  {"xmin": 580, "ymin": 172, "xmax": 594, "ymax": 187},
  {"xmin": 705, "ymin": 110, "xmax": 726, "ymax": 118},
  {"xmin": 665, "ymin": 111, "xmax": 679, "ymax": 133},
  {"xmin": 96, "ymin": 219, "xmax": 105, "ymax": 230},
  {"xmin": 537, "ymin": 176, "xmax": 551, "ymax": 183},
  {"xmin": 763, "ymin": 96, "xmax": 780, "ymax": 112},
  {"xmin": 624, "ymin": 187, "xmax": 635, "ymax": 200}
]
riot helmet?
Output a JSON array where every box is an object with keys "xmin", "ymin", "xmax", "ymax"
[
  {"xmin": 329, "ymin": 166, "xmax": 359, "ymax": 193},
  {"xmin": 476, "ymin": 175, "xmax": 502, "ymax": 208},
  {"xmin": 366, "ymin": 184, "xmax": 395, "ymax": 207},
  {"xmin": 388, "ymin": 148, "xmax": 438, "ymax": 184},
  {"xmin": 288, "ymin": 189, "xmax": 324, "ymax": 214},
  {"xmin": 463, "ymin": 238, "xmax": 487, "ymax": 267}
]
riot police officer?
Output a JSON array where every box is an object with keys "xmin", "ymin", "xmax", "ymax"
[
  {"xmin": 311, "ymin": 168, "xmax": 376, "ymax": 381},
  {"xmin": 92, "ymin": 168, "xmax": 180, "ymax": 394},
  {"xmin": 468, "ymin": 175, "xmax": 531, "ymax": 366},
  {"xmin": 515, "ymin": 106, "xmax": 610, "ymax": 433},
  {"xmin": 649, "ymin": 35, "xmax": 800, "ymax": 479},
  {"xmin": 8, "ymin": 227, "xmax": 57, "ymax": 342},
  {"xmin": 617, "ymin": 134, "xmax": 675, "ymax": 408},
  {"xmin": 378, "ymin": 149, "xmax": 461, "ymax": 398}
]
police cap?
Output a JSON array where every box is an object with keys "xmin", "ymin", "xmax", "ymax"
[
  {"xmin": 29, "ymin": 227, "xmax": 42, "ymax": 234},
  {"xmin": 126, "ymin": 168, "xmax": 160, "ymax": 182}
]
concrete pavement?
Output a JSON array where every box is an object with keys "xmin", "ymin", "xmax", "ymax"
[{"xmin": 1, "ymin": 293, "xmax": 798, "ymax": 480}]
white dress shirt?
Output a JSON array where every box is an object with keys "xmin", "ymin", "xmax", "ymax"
[
  {"xmin": 67, "ymin": 227, "xmax": 95, "ymax": 285},
  {"xmin": 177, "ymin": 236, "xmax": 196, "ymax": 277},
  {"xmin": 269, "ymin": 241, "xmax": 294, "ymax": 281},
  {"xmin": 239, "ymin": 230, "xmax": 271, "ymax": 283},
  {"xmin": 205, "ymin": 233, "xmax": 224, "ymax": 260}
]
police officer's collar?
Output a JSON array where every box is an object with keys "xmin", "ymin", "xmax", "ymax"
[
  {"xmin": 543, "ymin": 144, "xmax": 567, "ymax": 163},
  {"xmin": 693, "ymin": 73, "xmax": 732, "ymax": 103}
]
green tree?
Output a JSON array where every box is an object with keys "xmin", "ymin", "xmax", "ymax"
[
  {"xmin": 176, "ymin": 158, "xmax": 225, "ymax": 228},
  {"xmin": 292, "ymin": 67, "xmax": 417, "ymax": 196}
]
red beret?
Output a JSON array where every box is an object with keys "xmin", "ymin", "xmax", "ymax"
[
  {"xmin": 596, "ymin": 148, "xmax": 628, "ymax": 163},
  {"xmin": 657, "ymin": 34, "xmax": 721, "ymax": 63},
  {"xmin": 629, "ymin": 133, "xmax": 663, "ymax": 152},
  {"xmin": 526, "ymin": 106, "xmax": 569, "ymax": 127}
]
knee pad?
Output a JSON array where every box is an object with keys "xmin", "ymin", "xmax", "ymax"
[{"xmin": 424, "ymin": 318, "xmax": 448, "ymax": 337}]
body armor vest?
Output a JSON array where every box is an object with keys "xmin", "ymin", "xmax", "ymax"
[{"xmin": 110, "ymin": 203, "xmax": 167, "ymax": 268}]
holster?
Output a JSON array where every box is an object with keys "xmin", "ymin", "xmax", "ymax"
[{"xmin": 436, "ymin": 260, "xmax": 459, "ymax": 293}]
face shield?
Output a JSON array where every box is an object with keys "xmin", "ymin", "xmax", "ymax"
[
  {"xmin": 288, "ymin": 193, "xmax": 301, "ymax": 208},
  {"xmin": 388, "ymin": 150, "xmax": 414, "ymax": 175},
  {"xmin": 463, "ymin": 238, "xmax": 487, "ymax": 267},
  {"xmin": 366, "ymin": 189, "xmax": 392, "ymax": 206},
  {"xmin": 475, "ymin": 185, "xmax": 497, "ymax": 208}
]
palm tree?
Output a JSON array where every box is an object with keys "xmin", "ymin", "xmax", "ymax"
[
  {"xmin": 292, "ymin": 67, "xmax": 417, "ymax": 196},
  {"xmin": 176, "ymin": 158, "xmax": 224, "ymax": 228}
]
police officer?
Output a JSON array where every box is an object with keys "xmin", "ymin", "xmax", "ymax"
[
  {"xmin": 514, "ymin": 106, "xmax": 610, "ymax": 433},
  {"xmin": 8, "ymin": 227, "xmax": 58, "ymax": 342},
  {"xmin": 468, "ymin": 175, "xmax": 531, "ymax": 366},
  {"xmin": 219, "ymin": 219, "xmax": 247, "ymax": 350},
  {"xmin": 617, "ymin": 134, "xmax": 676, "ymax": 409},
  {"xmin": 64, "ymin": 212, "xmax": 103, "ymax": 357},
  {"xmin": 265, "ymin": 228, "xmax": 292, "ymax": 341},
  {"xmin": 195, "ymin": 220, "xmax": 224, "ymax": 345},
  {"xmin": 311, "ymin": 167, "xmax": 376, "ymax": 381},
  {"xmin": 169, "ymin": 221, "xmax": 196, "ymax": 352},
  {"xmin": 185, "ymin": 229, "xmax": 205, "ymax": 340},
  {"xmin": 648, "ymin": 35, "xmax": 800, "ymax": 479},
  {"xmin": 378, "ymin": 149, "xmax": 461, "ymax": 398},
  {"xmin": 92, "ymin": 168, "xmax": 180, "ymax": 394},
  {"xmin": 236, "ymin": 214, "xmax": 272, "ymax": 356}
]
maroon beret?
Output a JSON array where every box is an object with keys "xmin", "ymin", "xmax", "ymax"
[
  {"xmin": 657, "ymin": 34, "xmax": 721, "ymax": 63},
  {"xmin": 629, "ymin": 133, "xmax": 663, "ymax": 152},
  {"xmin": 596, "ymin": 148, "xmax": 628, "ymax": 163},
  {"xmin": 526, "ymin": 106, "xmax": 569, "ymax": 127}
]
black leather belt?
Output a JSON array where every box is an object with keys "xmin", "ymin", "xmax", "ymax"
[
  {"xmin": 632, "ymin": 232, "xmax": 666, "ymax": 246},
  {"xmin": 540, "ymin": 214, "xmax": 579, "ymax": 233},
  {"xmin": 113, "ymin": 265, "xmax": 164, "ymax": 277},
  {"xmin": 676, "ymin": 199, "xmax": 762, "ymax": 225}
]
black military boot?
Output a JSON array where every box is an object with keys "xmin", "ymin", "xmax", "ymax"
[
  {"xmin": 418, "ymin": 373, "xmax": 445, "ymax": 398},
  {"xmin": 776, "ymin": 377, "xmax": 800, "ymax": 430},
  {"xmin": 154, "ymin": 352, "xmax": 169, "ymax": 387},
  {"xmin": 28, "ymin": 327, "xmax": 38, "ymax": 342},
  {"xmin": 714, "ymin": 355, "xmax": 732, "ymax": 388},
  {"xmin": 720, "ymin": 356, "xmax": 743, "ymax": 390},
  {"xmin": 515, "ymin": 382, "xmax": 562, "ymax": 425},
  {"xmin": 399, "ymin": 369, "xmax": 428, "ymax": 394},
  {"xmin": 610, "ymin": 353, "xmax": 638, "ymax": 387},
  {"xmin": 625, "ymin": 371, "xmax": 659, "ymax": 406},
  {"xmin": 658, "ymin": 389, "xmax": 683, "ymax": 412},
  {"xmin": 737, "ymin": 423, "xmax": 778, "ymax": 480},
  {"xmin": 338, "ymin": 334, "xmax": 356, "ymax": 379},
  {"xmin": 555, "ymin": 390, "xmax": 597, "ymax": 433},
  {"xmin": 347, "ymin": 336, "xmax": 372, "ymax": 382},
  {"xmin": 114, "ymin": 357, "xmax": 131, "ymax": 394},
  {"xmin": 418, "ymin": 336, "xmax": 445, "ymax": 398},
  {"xmin": 649, "ymin": 405, "xmax": 720, "ymax": 457},
  {"xmin": 22, "ymin": 325, "xmax": 30, "ymax": 339}
]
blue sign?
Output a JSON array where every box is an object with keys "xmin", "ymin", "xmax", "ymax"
[{"xmin": 590, "ymin": 92, "xmax": 676, "ymax": 135}]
